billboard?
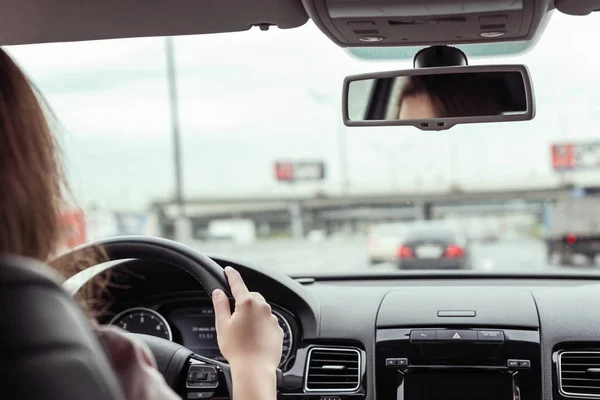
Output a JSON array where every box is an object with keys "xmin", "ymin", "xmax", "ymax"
[
  {"xmin": 58, "ymin": 210, "xmax": 87, "ymax": 252},
  {"xmin": 552, "ymin": 141, "xmax": 600, "ymax": 170},
  {"xmin": 274, "ymin": 161, "xmax": 325, "ymax": 182}
]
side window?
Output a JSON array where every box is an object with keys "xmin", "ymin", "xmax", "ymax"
[{"xmin": 347, "ymin": 79, "xmax": 375, "ymax": 120}]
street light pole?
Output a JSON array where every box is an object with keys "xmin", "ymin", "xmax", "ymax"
[{"xmin": 165, "ymin": 36, "xmax": 185, "ymax": 217}]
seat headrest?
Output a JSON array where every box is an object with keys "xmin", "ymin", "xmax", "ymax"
[{"xmin": 0, "ymin": 255, "xmax": 125, "ymax": 400}]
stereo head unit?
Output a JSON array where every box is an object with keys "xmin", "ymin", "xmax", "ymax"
[
  {"xmin": 376, "ymin": 328, "xmax": 541, "ymax": 400},
  {"xmin": 402, "ymin": 369, "xmax": 514, "ymax": 400}
]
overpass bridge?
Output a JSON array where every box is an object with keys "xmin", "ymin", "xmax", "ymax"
[
  {"xmin": 152, "ymin": 185, "xmax": 578, "ymax": 238},
  {"xmin": 154, "ymin": 185, "xmax": 573, "ymax": 215}
]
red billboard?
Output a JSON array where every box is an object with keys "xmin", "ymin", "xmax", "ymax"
[
  {"xmin": 552, "ymin": 141, "xmax": 600, "ymax": 171},
  {"xmin": 59, "ymin": 210, "xmax": 87, "ymax": 250},
  {"xmin": 274, "ymin": 161, "xmax": 325, "ymax": 182},
  {"xmin": 552, "ymin": 143, "xmax": 576, "ymax": 170},
  {"xmin": 275, "ymin": 162, "xmax": 295, "ymax": 181}
]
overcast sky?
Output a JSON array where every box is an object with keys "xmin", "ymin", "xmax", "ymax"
[{"xmin": 5, "ymin": 11, "xmax": 600, "ymax": 210}]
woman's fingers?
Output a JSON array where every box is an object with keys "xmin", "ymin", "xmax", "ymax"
[
  {"xmin": 212, "ymin": 289, "xmax": 231, "ymax": 330},
  {"xmin": 222, "ymin": 268, "xmax": 271, "ymax": 315},
  {"xmin": 224, "ymin": 266, "xmax": 250, "ymax": 301}
]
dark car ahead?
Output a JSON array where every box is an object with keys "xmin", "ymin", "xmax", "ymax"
[{"xmin": 397, "ymin": 225, "xmax": 470, "ymax": 270}]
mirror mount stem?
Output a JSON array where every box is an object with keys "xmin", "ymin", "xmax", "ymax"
[{"xmin": 413, "ymin": 45, "xmax": 468, "ymax": 68}]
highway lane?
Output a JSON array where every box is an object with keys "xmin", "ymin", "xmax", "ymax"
[
  {"xmin": 189, "ymin": 234, "xmax": 551, "ymax": 276},
  {"xmin": 467, "ymin": 236, "xmax": 548, "ymax": 272}
]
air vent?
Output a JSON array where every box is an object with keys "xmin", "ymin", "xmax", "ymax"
[
  {"xmin": 305, "ymin": 347, "xmax": 361, "ymax": 392},
  {"xmin": 558, "ymin": 351, "xmax": 600, "ymax": 398}
]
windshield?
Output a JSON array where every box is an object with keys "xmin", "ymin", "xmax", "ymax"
[{"xmin": 9, "ymin": 12, "xmax": 600, "ymax": 275}]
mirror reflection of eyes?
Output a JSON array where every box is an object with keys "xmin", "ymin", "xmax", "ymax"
[{"xmin": 346, "ymin": 70, "xmax": 529, "ymax": 123}]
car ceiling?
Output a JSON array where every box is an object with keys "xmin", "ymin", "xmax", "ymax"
[{"xmin": 0, "ymin": 0, "xmax": 598, "ymax": 49}]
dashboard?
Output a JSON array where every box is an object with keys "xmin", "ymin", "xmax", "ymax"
[{"xmin": 85, "ymin": 257, "xmax": 600, "ymax": 400}]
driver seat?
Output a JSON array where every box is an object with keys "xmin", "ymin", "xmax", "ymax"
[{"xmin": 0, "ymin": 255, "xmax": 125, "ymax": 400}]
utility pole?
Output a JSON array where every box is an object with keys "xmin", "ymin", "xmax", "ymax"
[{"xmin": 165, "ymin": 36, "xmax": 185, "ymax": 217}]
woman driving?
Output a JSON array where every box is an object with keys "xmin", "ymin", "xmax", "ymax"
[{"xmin": 0, "ymin": 47, "xmax": 282, "ymax": 400}]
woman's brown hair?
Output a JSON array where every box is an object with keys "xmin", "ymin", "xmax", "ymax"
[
  {"xmin": 0, "ymin": 48, "xmax": 109, "ymax": 315},
  {"xmin": 0, "ymin": 48, "xmax": 64, "ymax": 260}
]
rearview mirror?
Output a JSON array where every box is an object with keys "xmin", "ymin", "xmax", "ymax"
[{"xmin": 343, "ymin": 65, "xmax": 534, "ymax": 131}]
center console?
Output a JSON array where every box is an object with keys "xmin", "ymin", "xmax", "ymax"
[
  {"xmin": 376, "ymin": 328, "xmax": 541, "ymax": 400},
  {"xmin": 376, "ymin": 288, "xmax": 542, "ymax": 400}
]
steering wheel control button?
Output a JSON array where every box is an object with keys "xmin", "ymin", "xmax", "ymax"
[
  {"xmin": 186, "ymin": 365, "xmax": 219, "ymax": 389},
  {"xmin": 386, "ymin": 358, "xmax": 408, "ymax": 367},
  {"xmin": 187, "ymin": 392, "xmax": 214, "ymax": 399},
  {"xmin": 507, "ymin": 359, "xmax": 531, "ymax": 369},
  {"xmin": 410, "ymin": 330, "xmax": 436, "ymax": 342},
  {"xmin": 437, "ymin": 329, "xmax": 477, "ymax": 341},
  {"xmin": 477, "ymin": 330, "xmax": 505, "ymax": 342},
  {"xmin": 518, "ymin": 360, "xmax": 531, "ymax": 369}
]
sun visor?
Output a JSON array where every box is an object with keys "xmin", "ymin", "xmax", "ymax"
[
  {"xmin": 302, "ymin": 0, "xmax": 551, "ymax": 47},
  {"xmin": 0, "ymin": 0, "xmax": 308, "ymax": 45},
  {"xmin": 555, "ymin": 0, "xmax": 600, "ymax": 15}
]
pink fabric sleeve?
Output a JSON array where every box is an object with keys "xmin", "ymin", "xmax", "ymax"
[{"xmin": 95, "ymin": 324, "xmax": 181, "ymax": 400}]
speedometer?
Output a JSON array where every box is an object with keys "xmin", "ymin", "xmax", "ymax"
[
  {"xmin": 169, "ymin": 306, "xmax": 294, "ymax": 368},
  {"xmin": 273, "ymin": 310, "xmax": 294, "ymax": 368},
  {"xmin": 109, "ymin": 307, "xmax": 172, "ymax": 341}
]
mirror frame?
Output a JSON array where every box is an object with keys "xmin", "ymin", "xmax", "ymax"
[{"xmin": 342, "ymin": 64, "xmax": 535, "ymax": 131}]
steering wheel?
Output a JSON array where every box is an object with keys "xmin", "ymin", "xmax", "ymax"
[{"xmin": 55, "ymin": 235, "xmax": 252, "ymax": 400}]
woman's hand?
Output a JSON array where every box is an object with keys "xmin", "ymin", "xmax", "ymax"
[{"xmin": 212, "ymin": 267, "xmax": 283, "ymax": 400}]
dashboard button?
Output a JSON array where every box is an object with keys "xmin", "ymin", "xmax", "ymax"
[
  {"xmin": 410, "ymin": 330, "xmax": 436, "ymax": 341},
  {"xmin": 478, "ymin": 330, "xmax": 505, "ymax": 342},
  {"xmin": 507, "ymin": 359, "xmax": 520, "ymax": 368},
  {"xmin": 437, "ymin": 329, "xmax": 477, "ymax": 341}
]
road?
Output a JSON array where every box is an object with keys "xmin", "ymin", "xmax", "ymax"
[
  {"xmin": 185, "ymin": 234, "xmax": 551, "ymax": 276},
  {"xmin": 66, "ymin": 233, "xmax": 597, "ymax": 291}
]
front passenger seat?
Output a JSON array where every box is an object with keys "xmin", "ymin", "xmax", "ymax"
[{"xmin": 0, "ymin": 255, "xmax": 125, "ymax": 400}]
